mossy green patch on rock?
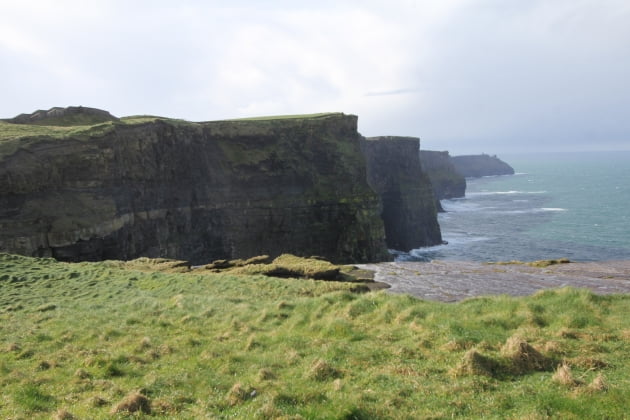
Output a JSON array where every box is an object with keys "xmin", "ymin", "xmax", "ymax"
[
  {"xmin": 102, "ymin": 252, "xmax": 378, "ymax": 284},
  {"xmin": 488, "ymin": 259, "xmax": 571, "ymax": 268},
  {"xmin": 227, "ymin": 254, "xmax": 341, "ymax": 280}
]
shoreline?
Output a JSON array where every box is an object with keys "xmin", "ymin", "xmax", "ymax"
[{"xmin": 358, "ymin": 259, "xmax": 630, "ymax": 302}]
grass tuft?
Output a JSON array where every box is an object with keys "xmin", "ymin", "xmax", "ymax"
[
  {"xmin": 52, "ymin": 408, "xmax": 76, "ymax": 420},
  {"xmin": 258, "ymin": 368, "xmax": 276, "ymax": 381},
  {"xmin": 568, "ymin": 356, "xmax": 608, "ymax": 370},
  {"xmin": 552, "ymin": 363, "xmax": 581, "ymax": 387},
  {"xmin": 500, "ymin": 335, "xmax": 553, "ymax": 374},
  {"xmin": 451, "ymin": 349, "xmax": 500, "ymax": 377},
  {"xmin": 110, "ymin": 391, "xmax": 151, "ymax": 414},
  {"xmin": 74, "ymin": 368, "xmax": 91, "ymax": 379},
  {"xmin": 587, "ymin": 373, "xmax": 609, "ymax": 393},
  {"xmin": 226, "ymin": 382, "xmax": 255, "ymax": 406},
  {"xmin": 307, "ymin": 359, "xmax": 342, "ymax": 381}
]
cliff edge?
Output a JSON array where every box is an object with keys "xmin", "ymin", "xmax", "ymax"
[
  {"xmin": 360, "ymin": 136, "xmax": 442, "ymax": 251},
  {"xmin": 0, "ymin": 108, "xmax": 390, "ymax": 264},
  {"xmin": 419, "ymin": 150, "xmax": 466, "ymax": 200}
]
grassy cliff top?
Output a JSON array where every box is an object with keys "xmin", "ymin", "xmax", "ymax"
[
  {"xmin": 0, "ymin": 115, "xmax": 184, "ymax": 142},
  {"xmin": 1, "ymin": 252, "xmax": 629, "ymax": 418},
  {"xmin": 0, "ymin": 110, "xmax": 350, "ymax": 160},
  {"xmin": 224, "ymin": 112, "xmax": 343, "ymax": 121},
  {"xmin": 0, "ymin": 111, "xmax": 345, "ymax": 141},
  {"xmin": 364, "ymin": 135, "xmax": 419, "ymax": 141}
]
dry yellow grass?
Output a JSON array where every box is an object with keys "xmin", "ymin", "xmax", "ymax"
[
  {"xmin": 110, "ymin": 391, "xmax": 152, "ymax": 414},
  {"xmin": 500, "ymin": 336, "xmax": 552, "ymax": 374},
  {"xmin": 552, "ymin": 363, "xmax": 580, "ymax": 387}
]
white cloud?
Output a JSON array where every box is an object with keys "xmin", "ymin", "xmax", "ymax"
[{"xmin": 1, "ymin": 0, "xmax": 629, "ymax": 153}]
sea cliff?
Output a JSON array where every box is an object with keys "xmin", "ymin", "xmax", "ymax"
[
  {"xmin": 419, "ymin": 150, "xmax": 466, "ymax": 201},
  {"xmin": 0, "ymin": 108, "xmax": 391, "ymax": 264},
  {"xmin": 451, "ymin": 153, "xmax": 515, "ymax": 177},
  {"xmin": 361, "ymin": 136, "xmax": 442, "ymax": 251}
]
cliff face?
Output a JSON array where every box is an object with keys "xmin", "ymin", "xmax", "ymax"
[
  {"xmin": 451, "ymin": 154, "xmax": 515, "ymax": 178},
  {"xmin": 0, "ymin": 110, "xmax": 390, "ymax": 264},
  {"xmin": 419, "ymin": 150, "xmax": 466, "ymax": 200},
  {"xmin": 360, "ymin": 136, "xmax": 442, "ymax": 251}
]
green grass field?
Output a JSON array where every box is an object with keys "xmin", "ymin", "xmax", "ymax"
[
  {"xmin": 0, "ymin": 112, "xmax": 342, "ymax": 161},
  {"xmin": 1, "ymin": 252, "xmax": 629, "ymax": 419}
]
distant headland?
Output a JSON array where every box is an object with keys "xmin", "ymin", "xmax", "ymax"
[
  {"xmin": 419, "ymin": 151, "xmax": 514, "ymax": 211},
  {"xmin": 450, "ymin": 153, "xmax": 515, "ymax": 178}
]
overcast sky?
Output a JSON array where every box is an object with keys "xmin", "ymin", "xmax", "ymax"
[{"xmin": 1, "ymin": 0, "xmax": 629, "ymax": 154}]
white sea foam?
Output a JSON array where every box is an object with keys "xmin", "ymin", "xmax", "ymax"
[
  {"xmin": 467, "ymin": 190, "xmax": 547, "ymax": 197},
  {"xmin": 440, "ymin": 201, "xmax": 496, "ymax": 213},
  {"xmin": 489, "ymin": 207, "xmax": 567, "ymax": 215},
  {"xmin": 441, "ymin": 233, "xmax": 492, "ymax": 245},
  {"xmin": 392, "ymin": 233, "xmax": 492, "ymax": 261}
]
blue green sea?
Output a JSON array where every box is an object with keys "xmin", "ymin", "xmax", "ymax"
[{"xmin": 401, "ymin": 151, "xmax": 630, "ymax": 262}]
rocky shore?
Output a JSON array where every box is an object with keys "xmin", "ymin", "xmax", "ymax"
[{"xmin": 360, "ymin": 260, "xmax": 630, "ymax": 301}]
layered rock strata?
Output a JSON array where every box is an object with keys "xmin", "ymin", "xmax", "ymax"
[
  {"xmin": 0, "ymin": 110, "xmax": 390, "ymax": 264},
  {"xmin": 419, "ymin": 150, "xmax": 466, "ymax": 203},
  {"xmin": 360, "ymin": 136, "xmax": 442, "ymax": 251}
]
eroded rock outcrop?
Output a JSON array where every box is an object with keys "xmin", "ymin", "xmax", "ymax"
[
  {"xmin": 0, "ymin": 109, "xmax": 390, "ymax": 264},
  {"xmin": 360, "ymin": 136, "xmax": 442, "ymax": 251},
  {"xmin": 451, "ymin": 154, "xmax": 515, "ymax": 177}
]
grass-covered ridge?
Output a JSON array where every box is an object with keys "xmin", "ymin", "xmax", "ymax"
[
  {"xmin": 0, "ymin": 111, "xmax": 342, "ymax": 142},
  {"xmin": 0, "ymin": 117, "xmax": 172, "ymax": 142},
  {"xmin": 1, "ymin": 252, "xmax": 629, "ymax": 419},
  {"xmin": 0, "ymin": 115, "xmax": 190, "ymax": 159},
  {"xmin": 0, "ymin": 111, "xmax": 346, "ymax": 160},
  {"xmin": 225, "ymin": 112, "xmax": 342, "ymax": 121}
]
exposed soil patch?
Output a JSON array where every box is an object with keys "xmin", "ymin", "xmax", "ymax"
[{"xmin": 359, "ymin": 260, "xmax": 630, "ymax": 301}]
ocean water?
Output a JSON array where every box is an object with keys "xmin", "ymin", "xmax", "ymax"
[{"xmin": 398, "ymin": 151, "xmax": 630, "ymax": 262}]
